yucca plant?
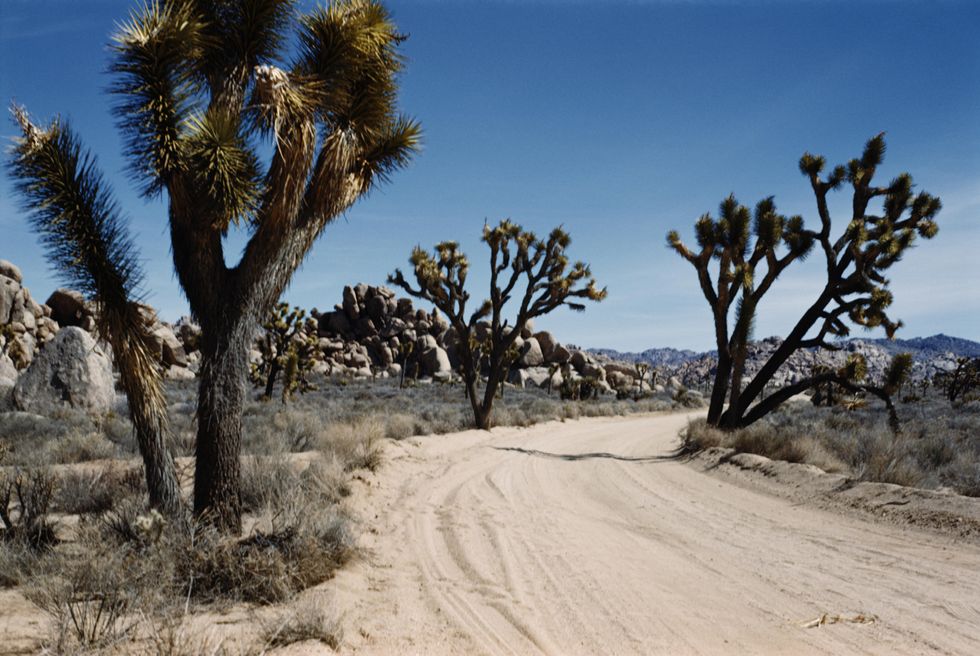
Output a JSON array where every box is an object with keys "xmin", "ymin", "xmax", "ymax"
[
  {"xmin": 390, "ymin": 220, "xmax": 606, "ymax": 429},
  {"xmin": 669, "ymin": 135, "xmax": 940, "ymax": 430},
  {"xmin": 9, "ymin": 109, "xmax": 181, "ymax": 515},
  {"xmin": 8, "ymin": 0, "xmax": 420, "ymax": 532}
]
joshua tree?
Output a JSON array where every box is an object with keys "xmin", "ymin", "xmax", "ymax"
[
  {"xmin": 9, "ymin": 0, "xmax": 419, "ymax": 532},
  {"xmin": 250, "ymin": 302, "xmax": 318, "ymax": 401},
  {"xmin": 9, "ymin": 111, "xmax": 181, "ymax": 514},
  {"xmin": 934, "ymin": 357, "xmax": 980, "ymax": 403},
  {"xmin": 668, "ymin": 134, "xmax": 940, "ymax": 430},
  {"xmin": 390, "ymin": 220, "xmax": 606, "ymax": 429}
]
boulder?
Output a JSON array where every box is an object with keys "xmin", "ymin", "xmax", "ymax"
[
  {"xmin": 13, "ymin": 327, "xmax": 114, "ymax": 412},
  {"xmin": 164, "ymin": 364, "xmax": 196, "ymax": 381},
  {"xmin": 342, "ymin": 285, "xmax": 360, "ymax": 321},
  {"xmin": 365, "ymin": 295, "xmax": 387, "ymax": 323},
  {"xmin": 153, "ymin": 325, "xmax": 188, "ymax": 367},
  {"xmin": 0, "ymin": 353, "xmax": 17, "ymax": 383},
  {"xmin": 46, "ymin": 288, "xmax": 91, "ymax": 329},
  {"xmin": 174, "ymin": 317, "xmax": 201, "ymax": 352},
  {"xmin": 416, "ymin": 334, "xmax": 438, "ymax": 352},
  {"xmin": 533, "ymin": 331, "xmax": 557, "ymax": 359},
  {"xmin": 395, "ymin": 297, "xmax": 414, "ymax": 318},
  {"xmin": 421, "ymin": 345, "xmax": 452, "ymax": 382},
  {"xmin": 524, "ymin": 366, "xmax": 552, "ymax": 388},
  {"xmin": 0, "ymin": 276, "xmax": 19, "ymax": 324},
  {"xmin": 547, "ymin": 344, "xmax": 571, "ymax": 364},
  {"xmin": 508, "ymin": 368, "xmax": 530, "ymax": 388},
  {"xmin": 0, "ymin": 260, "xmax": 23, "ymax": 284},
  {"xmin": 518, "ymin": 337, "xmax": 545, "ymax": 367},
  {"xmin": 321, "ymin": 310, "xmax": 351, "ymax": 336}
]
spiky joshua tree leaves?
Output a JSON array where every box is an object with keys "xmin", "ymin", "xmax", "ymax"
[
  {"xmin": 668, "ymin": 135, "xmax": 940, "ymax": 430},
  {"xmin": 9, "ymin": 0, "xmax": 420, "ymax": 532},
  {"xmin": 390, "ymin": 220, "xmax": 606, "ymax": 430},
  {"xmin": 9, "ymin": 108, "xmax": 181, "ymax": 515}
]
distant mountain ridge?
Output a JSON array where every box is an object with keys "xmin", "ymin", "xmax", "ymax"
[{"xmin": 588, "ymin": 334, "xmax": 980, "ymax": 367}]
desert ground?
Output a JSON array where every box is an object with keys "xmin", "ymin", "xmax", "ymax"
[{"xmin": 320, "ymin": 411, "xmax": 980, "ymax": 656}]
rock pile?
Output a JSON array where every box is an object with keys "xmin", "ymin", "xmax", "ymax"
[
  {"xmin": 0, "ymin": 260, "xmax": 60, "ymax": 372},
  {"xmin": 0, "ymin": 260, "xmax": 681, "ymax": 406},
  {"xmin": 305, "ymin": 283, "xmax": 612, "ymax": 390}
]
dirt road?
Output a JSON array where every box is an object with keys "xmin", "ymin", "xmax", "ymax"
[{"xmin": 332, "ymin": 412, "xmax": 980, "ymax": 655}]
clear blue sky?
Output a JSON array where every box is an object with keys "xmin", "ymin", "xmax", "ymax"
[{"xmin": 1, "ymin": 0, "xmax": 978, "ymax": 351}]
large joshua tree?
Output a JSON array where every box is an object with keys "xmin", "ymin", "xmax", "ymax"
[
  {"xmin": 9, "ymin": 0, "xmax": 420, "ymax": 532},
  {"xmin": 668, "ymin": 134, "xmax": 940, "ymax": 429},
  {"xmin": 10, "ymin": 110, "xmax": 182, "ymax": 514},
  {"xmin": 390, "ymin": 220, "xmax": 606, "ymax": 429}
]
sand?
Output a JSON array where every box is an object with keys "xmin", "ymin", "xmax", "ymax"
[{"xmin": 330, "ymin": 412, "xmax": 980, "ymax": 655}]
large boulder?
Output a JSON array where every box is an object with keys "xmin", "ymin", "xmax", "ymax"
[
  {"xmin": 547, "ymin": 343, "xmax": 571, "ymax": 364},
  {"xmin": 518, "ymin": 337, "xmax": 544, "ymax": 367},
  {"xmin": 0, "ymin": 275, "xmax": 19, "ymax": 324},
  {"xmin": 0, "ymin": 260, "xmax": 23, "ymax": 284},
  {"xmin": 46, "ymin": 288, "xmax": 94, "ymax": 330},
  {"xmin": 421, "ymin": 345, "xmax": 452, "ymax": 382},
  {"xmin": 533, "ymin": 331, "xmax": 557, "ymax": 359},
  {"xmin": 152, "ymin": 324, "xmax": 188, "ymax": 367},
  {"xmin": 13, "ymin": 327, "xmax": 114, "ymax": 413}
]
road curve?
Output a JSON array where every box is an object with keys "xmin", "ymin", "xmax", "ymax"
[{"xmin": 331, "ymin": 413, "xmax": 980, "ymax": 655}]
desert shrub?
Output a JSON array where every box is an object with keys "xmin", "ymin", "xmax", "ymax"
[
  {"xmin": 0, "ymin": 539, "xmax": 37, "ymax": 587},
  {"xmin": 682, "ymin": 395, "xmax": 980, "ymax": 494},
  {"xmin": 51, "ymin": 465, "xmax": 144, "ymax": 515},
  {"xmin": 97, "ymin": 464, "xmax": 356, "ymax": 606},
  {"xmin": 0, "ymin": 467, "xmax": 57, "ymax": 550},
  {"xmin": 45, "ymin": 432, "xmax": 119, "ymax": 465},
  {"xmin": 261, "ymin": 594, "xmax": 343, "ymax": 649},
  {"xmin": 941, "ymin": 457, "xmax": 980, "ymax": 497},
  {"xmin": 101, "ymin": 411, "xmax": 135, "ymax": 447},
  {"xmin": 384, "ymin": 413, "xmax": 418, "ymax": 439},
  {"xmin": 728, "ymin": 424, "xmax": 810, "ymax": 464},
  {"xmin": 27, "ymin": 543, "xmax": 143, "ymax": 651},
  {"xmin": 318, "ymin": 418, "xmax": 384, "ymax": 472},
  {"xmin": 679, "ymin": 418, "xmax": 723, "ymax": 454}
]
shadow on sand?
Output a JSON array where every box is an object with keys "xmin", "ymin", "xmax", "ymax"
[{"xmin": 492, "ymin": 446, "xmax": 678, "ymax": 463}]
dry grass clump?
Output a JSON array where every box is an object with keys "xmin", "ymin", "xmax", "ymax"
[
  {"xmin": 318, "ymin": 417, "xmax": 384, "ymax": 472},
  {"xmin": 51, "ymin": 465, "xmax": 144, "ymax": 515},
  {"xmin": 682, "ymin": 395, "xmax": 980, "ymax": 495},
  {"xmin": 260, "ymin": 594, "xmax": 343, "ymax": 649}
]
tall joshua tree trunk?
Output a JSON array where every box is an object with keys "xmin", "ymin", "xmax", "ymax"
[{"xmin": 192, "ymin": 318, "xmax": 252, "ymax": 529}]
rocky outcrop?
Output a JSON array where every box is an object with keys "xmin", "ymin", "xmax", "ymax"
[
  {"xmin": 0, "ymin": 262, "xmax": 59, "ymax": 370},
  {"xmin": 13, "ymin": 327, "xmax": 115, "ymax": 412}
]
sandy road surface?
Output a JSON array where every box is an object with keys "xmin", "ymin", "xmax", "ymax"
[{"xmin": 331, "ymin": 412, "xmax": 980, "ymax": 655}]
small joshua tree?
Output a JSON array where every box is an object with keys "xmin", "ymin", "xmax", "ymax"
[
  {"xmin": 390, "ymin": 220, "xmax": 606, "ymax": 429},
  {"xmin": 668, "ymin": 134, "xmax": 940, "ymax": 430},
  {"xmin": 250, "ymin": 302, "xmax": 318, "ymax": 402},
  {"xmin": 10, "ymin": 110, "xmax": 181, "ymax": 514},
  {"xmin": 9, "ymin": 0, "xmax": 419, "ymax": 532}
]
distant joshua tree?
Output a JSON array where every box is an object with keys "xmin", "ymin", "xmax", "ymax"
[
  {"xmin": 668, "ymin": 135, "xmax": 940, "ymax": 430},
  {"xmin": 390, "ymin": 220, "xmax": 606, "ymax": 429},
  {"xmin": 934, "ymin": 357, "xmax": 980, "ymax": 403},
  {"xmin": 10, "ymin": 110, "xmax": 181, "ymax": 514},
  {"xmin": 250, "ymin": 302, "xmax": 318, "ymax": 402},
  {"xmin": 9, "ymin": 0, "xmax": 420, "ymax": 532}
]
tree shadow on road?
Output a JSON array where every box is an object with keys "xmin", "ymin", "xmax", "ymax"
[{"xmin": 492, "ymin": 446, "xmax": 676, "ymax": 463}]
